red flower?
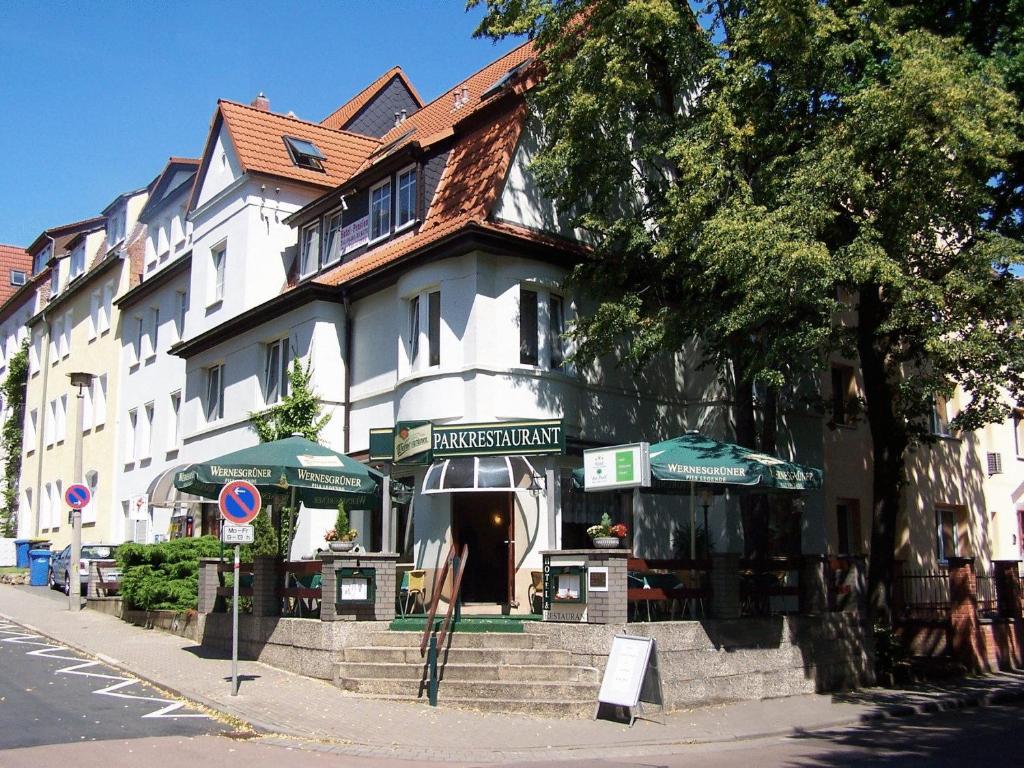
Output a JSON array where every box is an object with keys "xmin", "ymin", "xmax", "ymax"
[{"xmin": 610, "ymin": 523, "xmax": 628, "ymax": 538}]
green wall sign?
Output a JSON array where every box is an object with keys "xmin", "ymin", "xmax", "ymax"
[{"xmin": 368, "ymin": 419, "xmax": 565, "ymax": 464}]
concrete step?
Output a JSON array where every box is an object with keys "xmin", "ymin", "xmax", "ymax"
[
  {"xmin": 336, "ymin": 676, "xmax": 599, "ymax": 702},
  {"xmin": 673, "ymin": 666, "xmax": 816, "ymax": 706},
  {"xmin": 667, "ymin": 645, "xmax": 807, "ymax": 678},
  {"xmin": 341, "ymin": 645, "xmax": 572, "ymax": 665},
  {"xmin": 368, "ymin": 630, "xmax": 545, "ymax": 649},
  {"xmin": 347, "ymin": 692, "xmax": 595, "ymax": 719},
  {"xmin": 334, "ymin": 661, "xmax": 598, "ymax": 683}
]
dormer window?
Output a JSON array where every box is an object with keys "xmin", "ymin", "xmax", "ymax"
[
  {"xmin": 70, "ymin": 242, "xmax": 86, "ymax": 280},
  {"xmin": 107, "ymin": 209, "xmax": 125, "ymax": 248},
  {"xmin": 10, "ymin": 270, "xmax": 26, "ymax": 287},
  {"xmin": 480, "ymin": 58, "xmax": 533, "ymax": 100},
  {"xmin": 284, "ymin": 136, "xmax": 325, "ymax": 171},
  {"xmin": 50, "ymin": 264, "xmax": 60, "ymax": 296},
  {"xmin": 33, "ymin": 244, "xmax": 51, "ymax": 275},
  {"xmin": 369, "ymin": 179, "xmax": 392, "ymax": 242}
]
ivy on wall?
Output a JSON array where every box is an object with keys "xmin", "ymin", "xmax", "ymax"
[{"xmin": 0, "ymin": 341, "xmax": 29, "ymax": 537}]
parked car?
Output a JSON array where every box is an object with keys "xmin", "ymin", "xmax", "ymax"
[{"xmin": 48, "ymin": 544, "xmax": 120, "ymax": 595}]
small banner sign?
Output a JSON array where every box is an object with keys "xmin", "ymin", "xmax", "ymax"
[{"xmin": 221, "ymin": 524, "xmax": 255, "ymax": 544}]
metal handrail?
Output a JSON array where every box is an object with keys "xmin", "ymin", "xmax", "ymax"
[
  {"xmin": 419, "ymin": 543, "xmax": 468, "ymax": 707},
  {"xmin": 419, "ymin": 543, "xmax": 469, "ymax": 655}
]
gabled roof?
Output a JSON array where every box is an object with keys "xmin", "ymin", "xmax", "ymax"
[
  {"xmin": 26, "ymin": 216, "xmax": 106, "ymax": 257},
  {"xmin": 0, "ymin": 245, "xmax": 32, "ymax": 307},
  {"xmin": 351, "ymin": 41, "xmax": 537, "ymax": 176},
  {"xmin": 189, "ymin": 101, "xmax": 383, "ymax": 212},
  {"xmin": 315, "ymin": 96, "xmax": 563, "ymax": 289},
  {"xmin": 139, "ymin": 157, "xmax": 199, "ymax": 222},
  {"xmin": 320, "ymin": 66, "xmax": 424, "ymax": 131}
]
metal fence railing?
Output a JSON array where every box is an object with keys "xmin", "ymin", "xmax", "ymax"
[
  {"xmin": 896, "ymin": 568, "xmax": 950, "ymax": 622},
  {"xmin": 976, "ymin": 574, "xmax": 999, "ymax": 618}
]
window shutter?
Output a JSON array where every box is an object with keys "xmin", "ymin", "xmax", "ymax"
[{"xmin": 986, "ymin": 452, "xmax": 1002, "ymax": 476}]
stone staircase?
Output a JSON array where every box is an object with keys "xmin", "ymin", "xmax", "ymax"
[{"xmin": 333, "ymin": 630, "xmax": 600, "ymax": 717}]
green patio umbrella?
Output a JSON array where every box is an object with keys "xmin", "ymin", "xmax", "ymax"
[
  {"xmin": 173, "ymin": 435, "xmax": 382, "ymax": 509},
  {"xmin": 573, "ymin": 432, "xmax": 822, "ymax": 557}
]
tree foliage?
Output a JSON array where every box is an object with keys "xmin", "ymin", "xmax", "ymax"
[
  {"xmin": 472, "ymin": 0, "xmax": 1024, "ymax": 621},
  {"xmin": 249, "ymin": 358, "xmax": 331, "ymax": 443},
  {"xmin": 0, "ymin": 341, "xmax": 29, "ymax": 537}
]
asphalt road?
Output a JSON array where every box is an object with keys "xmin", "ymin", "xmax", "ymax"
[{"xmin": 0, "ymin": 616, "xmax": 224, "ymax": 750}]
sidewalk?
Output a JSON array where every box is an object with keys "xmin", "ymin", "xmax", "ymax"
[{"xmin": 2, "ymin": 585, "xmax": 1022, "ymax": 763}]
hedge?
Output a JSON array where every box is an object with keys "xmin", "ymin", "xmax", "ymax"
[{"xmin": 117, "ymin": 536, "xmax": 223, "ymax": 611}]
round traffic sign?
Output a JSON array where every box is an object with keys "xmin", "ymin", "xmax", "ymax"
[
  {"xmin": 218, "ymin": 480, "xmax": 262, "ymax": 525},
  {"xmin": 65, "ymin": 483, "xmax": 91, "ymax": 510}
]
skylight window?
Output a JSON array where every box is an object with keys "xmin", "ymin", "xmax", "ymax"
[
  {"xmin": 480, "ymin": 58, "xmax": 533, "ymax": 100},
  {"xmin": 368, "ymin": 129, "xmax": 415, "ymax": 161},
  {"xmin": 284, "ymin": 136, "xmax": 326, "ymax": 171},
  {"xmin": 10, "ymin": 270, "xmax": 26, "ymax": 286}
]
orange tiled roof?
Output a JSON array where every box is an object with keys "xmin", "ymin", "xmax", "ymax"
[
  {"xmin": 217, "ymin": 101, "xmax": 382, "ymax": 189},
  {"xmin": 320, "ymin": 67, "xmax": 424, "ymax": 131},
  {"xmin": 316, "ymin": 98, "xmax": 542, "ymax": 288},
  {"xmin": 0, "ymin": 244, "xmax": 32, "ymax": 306}
]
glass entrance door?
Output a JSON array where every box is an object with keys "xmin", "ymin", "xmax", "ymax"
[{"xmin": 452, "ymin": 493, "xmax": 512, "ymax": 604}]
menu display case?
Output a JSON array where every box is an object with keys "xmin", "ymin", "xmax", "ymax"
[
  {"xmin": 543, "ymin": 564, "xmax": 587, "ymax": 609},
  {"xmin": 335, "ymin": 567, "xmax": 376, "ymax": 605}
]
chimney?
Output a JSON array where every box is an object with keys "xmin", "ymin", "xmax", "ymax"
[
  {"xmin": 400, "ymin": 109, "xmax": 407, "ymax": 123},
  {"xmin": 394, "ymin": 111, "xmax": 401, "ymax": 127},
  {"xmin": 251, "ymin": 92, "xmax": 270, "ymax": 111},
  {"xmin": 453, "ymin": 91, "xmax": 461, "ymax": 109}
]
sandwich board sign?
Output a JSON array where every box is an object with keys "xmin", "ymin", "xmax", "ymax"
[{"xmin": 595, "ymin": 634, "xmax": 664, "ymax": 726}]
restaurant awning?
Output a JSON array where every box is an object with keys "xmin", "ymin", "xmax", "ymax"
[
  {"xmin": 147, "ymin": 463, "xmax": 213, "ymax": 509},
  {"xmin": 421, "ymin": 456, "xmax": 540, "ymax": 494}
]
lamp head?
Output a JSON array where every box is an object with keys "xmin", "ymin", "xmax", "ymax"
[{"xmin": 68, "ymin": 371, "xmax": 94, "ymax": 389}]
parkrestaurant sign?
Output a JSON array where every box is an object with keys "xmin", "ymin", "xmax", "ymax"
[{"xmin": 369, "ymin": 419, "xmax": 565, "ymax": 465}]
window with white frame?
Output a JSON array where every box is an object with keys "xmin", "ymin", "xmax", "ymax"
[
  {"xmin": 60, "ymin": 313, "xmax": 71, "ymax": 358},
  {"xmin": 169, "ymin": 390, "xmax": 181, "ymax": 450},
  {"xmin": 82, "ymin": 381, "xmax": 94, "ymax": 430},
  {"xmin": 56, "ymin": 394, "xmax": 67, "ymax": 442},
  {"xmin": 82, "ymin": 470, "xmax": 98, "ymax": 525},
  {"xmin": 54, "ymin": 480, "xmax": 63, "ymax": 527},
  {"xmin": 206, "ymin": 364, "xmax": 224, "ymax": 422},
  {"xmin": 930, "ymin": 394, "xmax": 952, "ymax": 437},
  {"xmin": 210, "ymin": 243, "xmax": 226, "ymax": 303},
  {"xmin": 264, "ymin": 338, "xmax": 290, "ymax": 405},
  {"xmin": 99, "ymin": 283, "xmax": 113, "ymax": 334},
  {"xmin": 175, "ymin": 291, "xmax": 187, "ymax": 341},
  {"xmin": 141, "ymin": 402, "xmax": 154, "ymax": 458},
  {"xmin": 29, "ymin": 335, "xmax": 40, "ymax": 374},
  {"xmin": 107, "ymin": 209, "xmax": 125, "ymax": 247},
  {"xmin": 21, "ymin": 489, "xmax": 32, "ymax": 532},
  {"xmin": 1013, "ymin": 411, "xmax": 1023, "ymax": 459},
  {"xmin": 519, "ymin": 288, "xmax": 539, "ymax": 366},
  {"xmin": 49, "ymin": 332, "xmax": 57, "ymax": 366},
  {"xmin": 370, "ymin": 180, "xmax": 391, "ymax": 241},
  {"xmin": 44, "ymin": 399, "xmax": 55, "ymax": 446},
  {"xmin": 146, "ymin": 306, "xmax": 159, "ymax": 358},
  {"xmin": 427, "ymin": 290, "xmax": 440, "ymax": 367},
  {"xmin": 300, "ymin": 223, "xmax": 320, "ymax": 277},
  {"xmin": 408, "ymin": 295, "xmax": 420, "ymax": 369},
  {"xmin": 50, "ymin": 263, "xmax": 60, "ymax": 297},
  {"xmin": 42, "ymin": 482, "xmax": 52, "ymax": 529},
  {"xmin": 132, "ymin": 315, "xmax": 144, "ymax": 365},
  {"xmin": 396, "ymin": 166, "xmax": 417, "ymax": 229},
  {"xmin": 89, "ymin": 290, "xmax": 100, "ymax": 340},
  {"xmin": 126, "ymin": 409, "xmax": 137, "ymax": 462},
  {"xmin": 25, "ymin": 409, "xmax": 37, "ymax": 452},
  {"xmin": 549, "ymin": 294, "xmax": 565, "ymax": 370},
  {"xmin": 33, "ymin": 244, "xmax": 50, "ymax": 276},
  {"xmin": 936, "ymin": 506, "xmax": 963, "ymax": 563},
  {"xmin": 323, "ymin": 210, "xmax": 343, "ymax": 266},
  {"xmin": 69, "ymin": 242, "xmax": 86, "ymax": 280},
  {"xmin": 93, "ymin": 374, "xmax": 106, "ymax": 426}
]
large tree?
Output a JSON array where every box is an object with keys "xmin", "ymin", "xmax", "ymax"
[{"xmin": 472, "ymin": 0, "xmax": 1024, "ymax": 621}]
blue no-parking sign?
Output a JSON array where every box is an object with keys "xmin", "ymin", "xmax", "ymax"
[
  {"xmin": 65, "ymin": 483, "xmax": 91, "ymax": 510},
  {"xmin": 218, "ymin": 480, "xmax": 262, "ymax": 525}
]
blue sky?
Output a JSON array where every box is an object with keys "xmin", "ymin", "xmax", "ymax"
[{"xmin": 0, "ymin": 1, "xmax": 521, "ymax": 248}]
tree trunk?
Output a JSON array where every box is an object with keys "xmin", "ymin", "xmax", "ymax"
[{"xmin": 857, "ymin": 285, "xmax": 908, "ymax": 626}]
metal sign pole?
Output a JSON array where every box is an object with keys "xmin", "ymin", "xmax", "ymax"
[{"xmin": 231, "ymin": 543, "xmax": 240, "ymax": 696}]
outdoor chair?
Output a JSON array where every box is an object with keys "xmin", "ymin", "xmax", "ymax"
[
  {"xmin": 528, "ymin": 570, "xmax": 544, "ymax": 614},
  {"xmin": 399, "ymin": 569, "xmax": 426, "ymax": 617}
]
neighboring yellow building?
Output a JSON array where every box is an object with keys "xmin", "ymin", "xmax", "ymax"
[
  {"xmin": 822, "ymin": 359, "xmax": 1024, "ymax": 570},
  {"xmin": 21, "ymin": 188, "xmax": 148, "ymax": 550}
]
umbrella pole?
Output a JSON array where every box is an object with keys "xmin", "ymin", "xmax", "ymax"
[{"xmin": 690, "ymin": 481, "xmax": 696, "ymax": 560}]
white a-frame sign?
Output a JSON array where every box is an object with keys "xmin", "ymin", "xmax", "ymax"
[{"xmin": 595, "ymin": 634, "xmax": 665, "ymax": 726}]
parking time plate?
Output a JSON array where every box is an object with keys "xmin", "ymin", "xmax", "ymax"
[{"xmin": 221, "ymin": 524, "xmax": 255, "ymax": 544}]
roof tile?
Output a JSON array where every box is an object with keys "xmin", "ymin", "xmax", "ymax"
[
  {"xmin": 0, "ymin": 244, "xmax": 32, "ymax": 306},
  {"xmin": 320, "ymin": 67, "xmax": 423, "ymax": 131}
]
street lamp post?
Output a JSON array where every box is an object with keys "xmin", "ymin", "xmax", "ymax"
[{"xmin": 68, "ymin": 371, "xmax": 94, "ymax": 612}]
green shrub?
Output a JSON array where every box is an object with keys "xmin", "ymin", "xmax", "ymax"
[{"xmin": 118, "ymin": 536, "xmax": 223, "ymax": 611}]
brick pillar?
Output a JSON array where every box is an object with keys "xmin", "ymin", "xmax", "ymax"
[
  {"xmin": 197, "ymin": 558, "xmax": 220, "ymax": 614},
  {"xmin": 992, "ymin": 560, "xmax": 1022, "ymax": 620},
  {"xmin": 710, "ymin": 553, "xmax": 740, "ymax": 619},
  {"xmin": 319, "ymin": 551, "xmax": 398, "ymax": 621},
  {"xmin": 252, "ymin": 556, "xmax": 280, "ymax": 617},
  {"xmin": 947, "ymin": 557, "xmax": 981, "ymax": 672},
  {"xmin": 800, "ymin": 555, "xmax": 828, "ymax": 615},
  {"xmin": 586, "ymin": 550, "xmax": 628, "ymax": 625}
]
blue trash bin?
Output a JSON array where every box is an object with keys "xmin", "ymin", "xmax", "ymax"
[
  {"xmin": 15, "ymin": 539, "xmax": 31, "ymax": 569},
  {"xmin": 28, "ymin": 549, "xmax": 51, "ymax": 587}
]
